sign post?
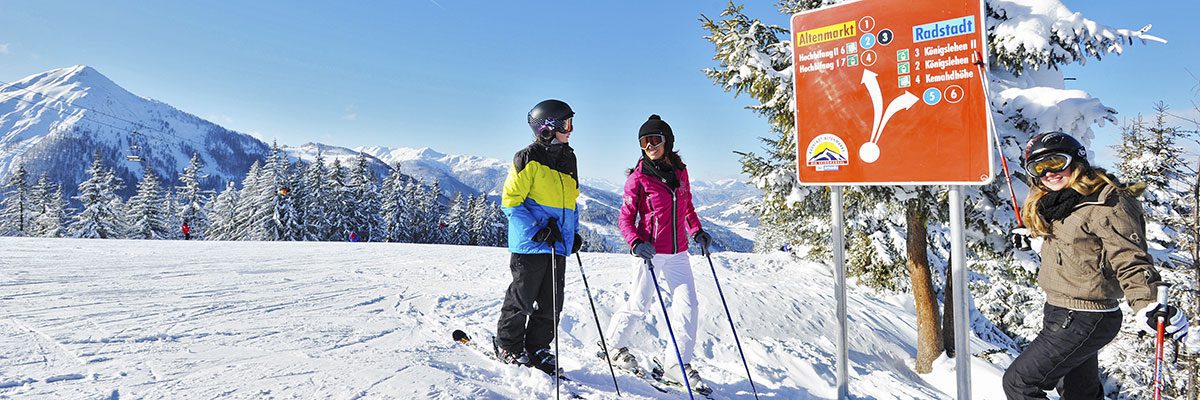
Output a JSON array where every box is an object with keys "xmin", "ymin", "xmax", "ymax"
[{"xmin": 790, "ymin": 0, "xmax": 991, "ymax": 398}]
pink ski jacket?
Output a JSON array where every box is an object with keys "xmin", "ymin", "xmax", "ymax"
[{"xmin": 619, "ymin": 159, "xmax": 702, "ymax": 254}]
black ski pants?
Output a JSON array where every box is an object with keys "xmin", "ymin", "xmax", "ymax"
[
  {"xmin": 1002, "ymin": 303, "xmax": 1121, "ymax": 400},
  {"xmin": 496, "ymin": 253, "xmax": 566, "ymax": 355}
]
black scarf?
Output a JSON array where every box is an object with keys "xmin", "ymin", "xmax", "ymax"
[
  {"xmin": 641, "ymin": 156, "xmax": 680, "ymax": 189},
  {"xmin": 1037, "ymin": 188, "xmax": 1085, "ymax": 223}
]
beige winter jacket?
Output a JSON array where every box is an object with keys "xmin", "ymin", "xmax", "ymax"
[{"xmin": 1038, "ymin": 184, "xmax": 1160, "ymax": 311}]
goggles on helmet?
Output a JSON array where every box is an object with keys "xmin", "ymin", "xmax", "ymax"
[
  {"xmin": 1025, "ymin": 153, "xmax": 1073, "ymax": 178},
  {"xmin": 639, "ymin": 134, "xmax": 665, "ymax": 150}
]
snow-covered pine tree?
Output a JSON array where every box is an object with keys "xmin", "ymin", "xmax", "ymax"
[
  {"xmin": 0, "ymin": 163, "xmax": 31, "ymax": 236},
  {"xmin": 442, "ymin": 192, "xmax": 469, "ymax": 245},
  {"xmin": 701, "ymin": 0, "xmax": 1165, "ymax": 377},
  {"xmin": 379, "ymin": 163, "xmax": 410, "ymax": 243},
  {"xmin": 232, "ymin": 161, "xmax": 265, "ymax": 240},
  {"xmin": 162, "ymin": 191, "xmax": 181, "ymax": 240},
  {"xmin": 33, "ymin": 179, "xmax": 70, "ymax": 238},
  {"xmin": 206, "ymin": 182, "xmax": 240, "ymax": 241},
  {"xmin": 262, "ymin": 145, "xmax": 301, "ymax": 241},
  {"xmin": 126, "ymin": 165, "xmax": 171, "ymax": 240},
  {"xmin": 325, "ymin": 158, "xmax": 351, "ymax": 241},
  {"xmin": 481, "ymin": 196, "xmax": 507, "ymax": 247},
  {"xmin": 298, "ymin": 152, "xmax": 330, "ymax": 241},
  {"xmin": 176, "ymin": 153, "xmax": 211, "ymax": 240},
  {"xmin": 70, "ymin": 151, "xmax": 126, "ymax": 239},
  {"xmin": 348, "ymin": 153, "xmax": 382, "ymax": 242},
  {"xmin": 466, "ymin": 194, "xmax": 486, "ymax": 246},
  {"xmin": 413, "ymin": 179, "xmax": 445, "ymax": 244},
  {"xmin": 401, "ymin": 179, "xmax": 428, "ymax": 243}
]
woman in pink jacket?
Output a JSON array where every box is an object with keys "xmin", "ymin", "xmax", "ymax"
[{"xmin": 602, "ymin": 114, "xmax": 712, "ymax": 395}]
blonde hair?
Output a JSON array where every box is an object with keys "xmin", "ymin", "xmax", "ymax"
[{"xmin": 1021, "ymin": 166, "xmax": 1135, "ymax": 237}]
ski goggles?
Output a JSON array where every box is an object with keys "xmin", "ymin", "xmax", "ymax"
[
  {"xmin": 639, "ymin": 134, "xmax": 665, "ymax": 150},
  {"xmin": 1024, "ymin": 153, "xmax": 1073, "ymax": 178}
]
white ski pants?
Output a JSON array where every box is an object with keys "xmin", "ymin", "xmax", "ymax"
[{"xmin": 604, "ymin": 251, "xmax": 698, "ymax": 366}]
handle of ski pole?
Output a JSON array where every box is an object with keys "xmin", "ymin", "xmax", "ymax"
[{"xmin": 1156, "ymin": 285, "xmax": 1169, "ymax": 305}]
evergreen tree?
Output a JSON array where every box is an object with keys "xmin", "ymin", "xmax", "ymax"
[
  {"xmin": 0, "ymin": 163, "xmax": 31, "ymax": 236},
  {"xmin": 206, "ymin": 182, "xmax": 240, "ymax": 241},
  {"xmin": 348, "ymin": 153, "xmax": 382, "ymax": 241},
  {"xmin": 232, "ymin": 161, "xmax": 266, "ymax": 240},
  {"xmin": 325, "ymin": 158, "xmax": 351, "ymax": 241},
  {"xmin": 298, "ymin": 152, "xmax": 331, "ymax": 241},
  {"xmin": 163, "ymin": 191, "xmax": 181, "ymax": 239},
  {"xmin": 70, "ymin": 151, "xmax": 126, "ymax": 239},
  {"xmin": 262, "ymin": 145, "xmax": 301, "ymax": 241},
  {"xmin": 126, "ymin": 166, "xmax": 171, "ymax": 239},
  {"xmin": 35, "ymin": 182, "xmax": 70, "ymax": 238},
  {"xmin": 177, "ymin": 153, "xmax": 211, "ymax": 240},
  {"xmin": 442, "ymin": 192, "xmax": 469, "ymax": 245},
  {"xmin": 1114, "ymin": 103, "xmax": 1193, "ymax": 256},
  {"xmin": 380, "ymin": 164, "xmax": 411, "ymax": 243}
]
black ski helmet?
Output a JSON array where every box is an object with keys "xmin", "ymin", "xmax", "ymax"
[
  {"xmin": 527, "ymin": 99, "xmax": 574, "ymax": 143},
  {"xmin": 1021, "ymin": 131, "xmax": 1088, "ymax": 170}
]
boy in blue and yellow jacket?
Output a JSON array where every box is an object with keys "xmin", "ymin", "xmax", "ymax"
[{"xmin": 494, "ymin": 99, "xmax": 581, "ymax": 376}]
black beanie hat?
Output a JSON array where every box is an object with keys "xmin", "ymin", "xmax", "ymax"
[{"xmin": 638, "ymin": 114, "xmax": 674, "ymax": 151}]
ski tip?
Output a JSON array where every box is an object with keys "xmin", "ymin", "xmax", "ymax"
[{"xmin": 452, "ymin": 329, "xmax": 470, "ymax": 343}]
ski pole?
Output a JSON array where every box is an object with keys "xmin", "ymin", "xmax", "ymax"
[
  {"xmin": 705, "ymin": 252, "xmax": 761, "ymax": 399},
  {"xmin": 646, "ymin": 257, "xmax": 695, "ymax": 400},
  {"xmin": 576, "ymin": 252, "xmax": 621, "ymax": 396},
  {"xmin": 1154, "ymin": 285, "xmax": 1169, "ymax": 400},
  {"xmin": 974, "ymin": 52, "xmax": 1023, "ymax": 226},
  {"xmin": 551, "ymin": 244, "xmax": 560, "ymax": 400}
]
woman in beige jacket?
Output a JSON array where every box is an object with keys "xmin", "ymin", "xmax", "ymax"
[{"xmin": 1002, "ymin": 132, "xmax": 1188, "ymax": 399}]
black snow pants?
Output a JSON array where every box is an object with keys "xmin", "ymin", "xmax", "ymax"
[
  {"xmin": 496, "ymin": 253, "xmax": 566, "ymax": 356},
  {"xmin": 1002, "ymin": 303, "xmax": 1122, "ymax": 400}
]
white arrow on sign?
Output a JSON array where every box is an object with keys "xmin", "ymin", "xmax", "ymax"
[{"xmin": 859, "ymin": 69, "xmax": 920, "ymax": 163}]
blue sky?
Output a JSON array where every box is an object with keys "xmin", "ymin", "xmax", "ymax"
[{"xmin": 0, "ymin": 1, "xmax": 1194, "ymax": 182}]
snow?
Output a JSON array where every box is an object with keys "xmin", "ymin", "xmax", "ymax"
[{"xmin": 0, "ymin": 237, "xmax": 1012, "ymax": 399}]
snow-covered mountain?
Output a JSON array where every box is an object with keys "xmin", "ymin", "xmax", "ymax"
[
  {"xmin": 0, "ymin": 65, "xmax": 270, "ymax": 198},
  {"xmin": 0, "ymin": 66, "xmax": 755, "ymax": 251}
]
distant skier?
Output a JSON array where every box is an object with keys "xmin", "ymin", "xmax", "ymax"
[
  {"xmin": 603, "ymin": 114, "xmax": 712, "ymax": 394},
  {"xmin": 181, "ymin": 220, "xmax": 191, "ymax": 240},
  {"xmin": 1003, "ymin": 132, "xmax": 1188, "ymax": 399},
  {"xmin": 494, "ymin": 99, "xmax": 582, "ymax": 375},
  {"xmin": 348, "ymin": 230, "xmax": 358, "ymax": 242}
]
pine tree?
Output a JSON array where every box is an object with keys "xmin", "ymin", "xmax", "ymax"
[
  {"xmin": 299, "ymin": 152, "xmax": 331, "ymax": 241},
  {"xmin": 35, "ymin": 182, "xmax": 70, "ymax": 238},
  {"xmin": 232, "ymin": 161, "xmax": 266, "ymax": 240},
  {"xmin": 177, "ymin": 153, "xmax": 211, "ymax": 240},
  {"xmin": 442, "ymin": 192, "xmax": 469, "ymax": 245},
  {"xmin": 70, "ymin": 151, "xmax": 126, "ymax": 239},
  {"xmin": 0, "ymin": 163, "xmax": 31, "ymax": 236},
  {"xmin": 348, "ymin": 153, "xmax": 382, "ymax": 242},
  {"xmin": 206, "ymin": 182, "xmax": 240, "ymax": 241},
  {"xmin": 325, "ymin": 158, "xmax": 351, "ymax": 241},
  {"xmin": 262, "ymin": 145, "xmax": 301, "ymax": 241},
  {"xmin": 126, "ymin": 166, "xmax": 171, "ymax": 239},
  {"xmin": 380, "ymin": 164, "xmax": 411, "ymax": 243}
]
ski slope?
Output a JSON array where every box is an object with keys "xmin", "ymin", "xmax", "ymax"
[{"xmin": 0, "ymin": 237, "xmax": 1010, "ymax": 399}]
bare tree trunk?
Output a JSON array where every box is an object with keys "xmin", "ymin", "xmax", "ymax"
[{"xmin": 908, "ymin": 197, "xmax": 944, "ymax": 373}]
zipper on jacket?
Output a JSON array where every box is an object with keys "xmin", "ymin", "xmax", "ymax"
[{"xmin": 671, "ymin": 189, "xmax": 678, "ymax": 254}]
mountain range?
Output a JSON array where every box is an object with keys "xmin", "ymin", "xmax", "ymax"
[{"xmin": 0, "ymin": 66, "xmax": 757, "ymax": 251}]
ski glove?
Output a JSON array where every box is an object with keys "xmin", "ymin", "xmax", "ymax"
[
  {"xmin": 572, "ymin": 233, "xmax": 583, "ymax": 254},
  {"xmin": 1135, "ymin": 302, "xmax": 1189, "ymax": 340},
  {"xmin": 692, "ymin": 229, "xmax": 712, "ymax": 255},
  {"xmin": 1010, "ymin": 227, "xmax": 1032, "ymax": 252},
  {"xmin": 532, "ymin": 218, "xmax": 562, "ymax": 245},
  {"xmin": 631, "ymin": 240, "xmax": 656, "ymax": 260}
]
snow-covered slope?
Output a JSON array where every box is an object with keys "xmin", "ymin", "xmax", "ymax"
[
  {"xmin": 0, "ymin": 65, "xmax": 270, "ymax": 197},
  {"xmin": 0, "ymin": 237, "xmax": 1009, "ymax": 399}
]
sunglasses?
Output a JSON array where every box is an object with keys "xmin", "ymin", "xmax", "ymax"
[
  {"xmin": 1024, "ymin": 153, "xmax": 1073, "ymax": 178},
  {"xmin": 640, "ymin": 134, "xmax": 665, "ymax": 150}
]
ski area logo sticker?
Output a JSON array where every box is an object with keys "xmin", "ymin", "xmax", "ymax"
[{"xmin": 806, "ymin": 133, "xmax": 850, "ymax": 171}]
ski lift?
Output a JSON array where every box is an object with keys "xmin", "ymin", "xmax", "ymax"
[{"xmin": 125, "ymin": 128, "xmax": 143, "ymax": 162}]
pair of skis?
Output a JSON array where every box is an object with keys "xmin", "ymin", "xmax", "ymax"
[{"xmin": 452, "ymin": 329, "xmax": 584, "ymax": 399}]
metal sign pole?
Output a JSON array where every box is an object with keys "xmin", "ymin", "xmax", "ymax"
[
  {"xmin": 949, "ymin": 186, "xmax": 971, "ymax": 399},
  {"xmin": 832, "ymin": 185, "xmax": 849, "ymax": 399}
]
